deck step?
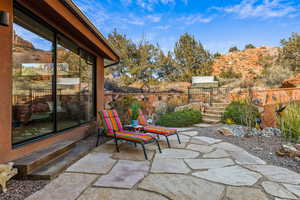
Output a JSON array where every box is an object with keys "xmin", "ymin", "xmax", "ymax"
[
  {"xmin": 28, "ymin": 136, "xmax": 97, "ymax": 180},
  {"xmin": 14, "ymin": 141, "xmax": 75, "ymax": 178}
]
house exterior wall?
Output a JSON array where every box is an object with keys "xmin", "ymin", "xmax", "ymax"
[{"xmin": 0, "ymin": 0, "xmax": 107, "ymax": 163}]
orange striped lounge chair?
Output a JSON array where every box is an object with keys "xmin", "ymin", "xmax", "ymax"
[
  {"xmin": 98, "ymin": 110, "xmax": 161, "ymax": 160},
  {"xmin": 129, "ymin": 109, "xmax": 181, "ymax": 148}
]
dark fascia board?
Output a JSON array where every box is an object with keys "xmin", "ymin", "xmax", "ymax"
[{"xmin": 59, "ymin": 0, "xmax": 120, "ymax": 61}]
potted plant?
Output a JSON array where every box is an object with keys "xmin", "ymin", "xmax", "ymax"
[{"xmin": 130, "ymin": 102, "xmax": 140, "ymax": 126}]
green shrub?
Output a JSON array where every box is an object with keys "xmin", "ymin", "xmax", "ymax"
[
  {"xmin": 156, "ymin": 109, "xmax": 202, "ymax": 127},
  {"xmin": 277, "ymin": 103, "xmax": 300, "ymax": 142},
  {"xmin": 222, "ymin": 101, "xmax": 260, "ymax": 127}
]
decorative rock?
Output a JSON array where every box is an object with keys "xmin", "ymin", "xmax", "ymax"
[
  {"xmin": 283, "ymin": 184, "xmax": 300, "ymax": 197},
  {"xmin": 180, "ymin": 131, "xmax": 199, "ymax": 137},
  {"xmin": 193, "ymin": 166, "xmax": 261, "ymax": 186},
  {"xmin": 138, "ymin": 174, "xmax": 225, "ymax": 200},
  {"xmin": 261, "ymin": 181, "xmax": 297, "ymax": 199},
  {"xmin": 185, "ymin": 158, "xmax": 234, "ymax": 170},
  {"xmin": 191, "ymin": 136, "xmax": 222, "ymax": 145},
  {"xmin": 186, "ymin": 144, "xmax": 215, "ymax": 153},
  {"xmin": 245, "ymin": 165, "xmax": 300, "ymax": 185},
  {"xmin": 203, "ymin": 149, "xmax": 230, "ymax": 158},
  {"xmin": 77, "ymin": 188, "xmax": 168, "ymax": 200},
  {"xmin": 94, "ymin": 160, "xmax": 149, "ymax": 189},
  {"xmin": 66, "ymin": 153, "xmax": 116, "ymax": 174},
  {"xmin": 25, "ymin": 173, "xmax": 97, "ymax": 200},
  {"xmin": 226, "ymin": 187, "xmax": 269, "ymax": 200},
  {"xmin": 0, "ymin": 162, "xmax": 18, "ymax": 193},
  {"xmin": 151, "ymin": 158, "xmax": 190, "ymax": 174},
  {"xmin": 155, "ymin": 149, "xmax": 199, "ymax": 159}
]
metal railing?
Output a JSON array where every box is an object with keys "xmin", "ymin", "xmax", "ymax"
[{"xmin": 188, "ymin": 87, "xmax": 233, "ymax": 105}]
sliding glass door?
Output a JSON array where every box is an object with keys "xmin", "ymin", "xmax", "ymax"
[{"xmin": 12, "ymin": 6, "xmax": 96, "ymax": 145}]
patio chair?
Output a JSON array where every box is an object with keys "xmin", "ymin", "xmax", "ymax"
[
  {"xmin": 98, "ymin": 109, "xmax": 161, "ymax": 160},
  {"xmin": 129, "ymin": 109, "xmax": 181, "ymax": 148}
]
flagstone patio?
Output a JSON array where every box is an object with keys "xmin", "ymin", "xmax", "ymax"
[{"xmin": 25, "ymin": 127, "xmax": 300, "ymax": 200}]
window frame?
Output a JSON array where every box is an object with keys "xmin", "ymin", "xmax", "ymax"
[{"xmin": 12, "ymin": 3, "xmax": 97, "ymax": 148}]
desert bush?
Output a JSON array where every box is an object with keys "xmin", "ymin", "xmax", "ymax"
[
  {"xmin": 219, "ymin": 67, "xmax": 242, "ymax": 79},
  {"xmin": 156, "ymin": 109, "xmax": 202, "ymax": 127},
  {"xmin": 222, "ymin": 101, "xmax": 260, "ymax": 127},
  {"xmin": 277, "ymin": 102, "xmax": 300, "ymax": 142}
]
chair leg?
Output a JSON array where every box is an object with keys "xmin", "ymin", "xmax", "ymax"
[
  {"xmin": 96, "ymin": 128, "xmax": 103, "ymax": 147},
  {"xmin": 156, "ymin": 139, "xmax": 162, "ymax": 153},
  {"xmin": 115, "ymin": 137, "xmax": 120, "ymax": 152},
  {"xmin": 165, "ymin": 136, "xmax": 171, "ymax": 148},
  {"xmin": 141, "ymin": 143, "xmax": 148, "ymax": 160},
  {"xmin": 176, "ymin": 132, "xmax": 181, "ymax": 144}
]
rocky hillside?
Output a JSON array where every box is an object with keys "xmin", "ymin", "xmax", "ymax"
[{"xmin": 212, "ymin": 46, "xmax": 280, "ymax": 80}]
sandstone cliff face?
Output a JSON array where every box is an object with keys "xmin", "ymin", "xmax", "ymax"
[
  {"xmin": 212, "ymin": 46, "xmax": 280, "ymax": 80},
  {"xmin": 13, "ymin": 31, "xmax": 35, "ymax": 50}
]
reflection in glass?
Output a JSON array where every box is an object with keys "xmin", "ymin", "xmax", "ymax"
[
  {"xmin": 56, "ymin": 36, "xmax": 95, "ymax": 130},
  {"xmin": 12, "ymin": 8, "xmax": 54, "ymax": 144}
]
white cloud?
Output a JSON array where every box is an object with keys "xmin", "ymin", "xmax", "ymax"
[
  {"xmin": 177, "ymin": 14, "xmax": 213, "ymax": 25},
  {"xmin": 214, "ymin": 0, "xmax": 298, "ymax": 19},
  {"xmin": 147, "ymin": 15, "xmax": 162, "ymax": 22}
]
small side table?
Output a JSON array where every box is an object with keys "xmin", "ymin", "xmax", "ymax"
[{"xmin": 124, "ymin": 125, "xmax": 144, "ymax": 132}]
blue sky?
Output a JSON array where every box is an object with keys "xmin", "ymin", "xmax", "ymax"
[{"xmin": 73, "ymin": 0, "xmax": 300, "ymax": 53}]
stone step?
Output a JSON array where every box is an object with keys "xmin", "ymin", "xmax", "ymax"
[
  {"xmin": 205, "ymin": 110, "xmax": 224, "ymax": 115},
  {"xmin": 212, "ymin": 102, "xmax": 229, "ymax": 107},
  {"xmin": 27, "ymin": 134, "xmax": 98, "ymax": 180},
  {"xmin": 202, "ymin": 117, "xmax": 221, "ymax": 124},
  {"xmin": 202, "ymin": 113, "xmax": 222, "ymax": 120},
  {"xmin": 206, "ymin": 107, "xmax": 226, "ymax": 112},
  {"xmin": 14, "ymin": 141, "xmax": 76, "ymax": 178}
]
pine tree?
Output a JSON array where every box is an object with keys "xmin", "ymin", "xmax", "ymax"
[{"xmin": 173, "ymin": 33, "xmax": 213, "ymax": 82}]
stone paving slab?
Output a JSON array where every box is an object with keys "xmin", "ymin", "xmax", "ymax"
[
  {"xmin": 92, "ymin": 143, "xmax": 116, "ymax": 154},
  {"xmin": 226, "ymin": 187, "xmax": 269, "ymax": 200},
  {"xmin": 180, "ymin": 131, "xmax": 199, "ymax": 137},
  {"xmin": 77, "ymin": 188, "xmax": 168, "ymax": 200},
  {"xmin": 66, "ymin": 152, "xmax": 116, "ymax": 174},
  {"xmin": 193, "ymin": 166, "xmax": 261, "ymax": 186},
  {"xmin": 283, "ymin": 184, "xmax": 300, "ymax": 197},
  {"xmin": 112, "ymin": 143, "xmax": 155, "ymax": 161},
  {"xmin": 138, "ymin": 174, "xmax": 225, "ymax": 200},
  {"xmin": 176, "ymin": 127, "xmax": 194, "ymax": 132},
  {"xmin": 245, "ymin": 165, "xmax": 300, "ymax": 185},
  {"xmin": 151, "ymin": 158, "xmax": 191, "ymax": 174},
  {"xmin": 203, "ymin": 149, "xmax": 230, "ymax": 158},
  {"xmin": 27, "ymin": 126, "xmax": 300, "ymax": 200},
  {"xmin": 231, "ymin": 150, "xmax": 266, "ymax": 165},
  {"xmin": 191, "ymin": 136, "xmax": 222, "ymax": 145},
  {"xmin": 261, "ymin": 181, "xmax": 298, "ymax": 199},
  {"xmin": 155, "ymin": 149, "xmax": 200, "ymax": 159},
  {"xmin": 186, "ymin": 144, "xmax": 215, "ymax": 153},
  {"xmin": 94, "ymin": 160, "xmax": 149, "ymax": 189},
  {"xmin": 185, "ymin": 158, "xmax": 234, "ymax": 170},
  {"xmin": 25, "ymin": 173, "xmax": 97, "ymax": 200}
]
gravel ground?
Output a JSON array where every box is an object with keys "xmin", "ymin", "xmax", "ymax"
[
  {"xmin": 195, "ymin": 125, "xmax": 300, "ymax": 173},
  {"xmin": 0, "ymin": 179, "xmax": 49, "ymax": 200}
]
